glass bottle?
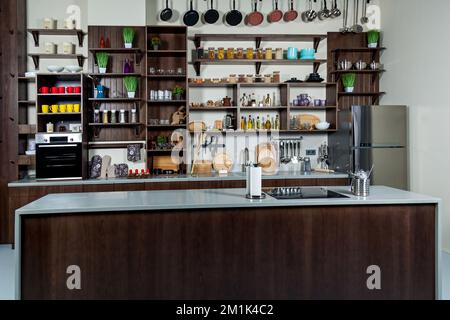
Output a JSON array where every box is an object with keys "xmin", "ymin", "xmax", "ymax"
[
  {"xmin": 119, "ymin": 109, "xmax": 126, "ymax": 123},
  {"xmin": 265, "ymin": 115, "xmax": 271, "ymax": 130},
  {"xmin": 265, "ymin": 48, "xmax": 273, "ymax": 60},
  {"xmin": 246, "ymin": 48, "xmax": 254, "ymax": 60},
  {"xmin": 256, "ymin": 48, "xmax": 264, "ymax": 59},
  {"xmin": 275, "ymin": 115, "xmax": 280, "ymax": 130},
  {"xmin": 131, "ymin": 109, "xmax": 137, "ymax": 123},
  {"xmin": 236, "ymin": 48, "xmax": 244, "ymax": 59},
  {"xmin": 110, "ymin": 109, "xmax": 117, "ymax": 124},
  {"xmin": 264, "ymin": 94, "xmax": 272, "ymax": 107},
  {"xmin": 226, "ymin": 48, "xmax": 234, "ymax": 59},
  {"xmin": 256, "ymin": 116, "xmax": 261, "ymax": 130},
  {"xmin": 208, "ymin": 47, "xmax": 215, "ymax": 60},
  {"xmin": 248, "ymin": 115, "xmax": 253, "ymax": 130},
  {"xmin": 240, "ymin": 116, "xmax": 245, "ymax": 130},
  {"xmin": 102, "ymin": 110, "xmax": 109, "ymax": 124},
  {"xmin": 217, "ymin": 47, "xmax": 225, "ymax": 60},
  {"xmin": 93, "ymin": 109, "xmax": 100, "ymax": 123}
]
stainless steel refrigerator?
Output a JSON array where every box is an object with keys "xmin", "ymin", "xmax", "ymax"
[{"xmin": 329, "ymin": 105, "xmax": 408, "ymax": 190}]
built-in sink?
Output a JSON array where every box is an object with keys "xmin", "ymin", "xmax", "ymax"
[{"xmin": 263, "ymin": 187, "xmax": 349, "ymax": 200}]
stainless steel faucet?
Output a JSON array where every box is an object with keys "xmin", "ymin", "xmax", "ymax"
[{"xmin": 242, "ymin": 147, "xmax": 250, "ymax": 172}]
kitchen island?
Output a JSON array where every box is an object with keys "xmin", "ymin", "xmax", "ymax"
[{"xmin": 15, "ymin": 186, "xmax": 441, "ymax": 300}]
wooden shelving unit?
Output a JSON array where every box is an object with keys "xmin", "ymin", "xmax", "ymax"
[
  {"xmin": 28, "ymin": 29, "xmax": 86, "ymax": 47},
  {"xmin": 28, "ymin": 54, "xmax": 86, "ymax": 69}
]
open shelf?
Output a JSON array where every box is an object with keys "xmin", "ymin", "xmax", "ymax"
[
  {"xmin": 89, "ymin": 48, "xmax": 142, "ymax": 54},
  {"xmin": 147, "ymin": 100, "xmax": 187, "ymax": 104},
  {"xmin": 18, "ymin": 76, "xmax": 36, "ymax": 82},
  {"xmin": 147, "ymin": 50, "xmax": 187, "ymax": 54},
  {"xmin": 28, "ymin": 29, "xmax": 86, "ymax": 47},
  {"xmin": 89, "ymin": 98, "xmax": 141, "ymax": 102},
  {"xmin": 290, "ymin": 106, "xmax": 337, "ymax": 110},
  {"xmin": 240, "ymin": 106, "xmax": 288, "ymax": 110},
  {"xmin": 190, "ymin": 107, "xmax": 237, "ymax": 111},
  {"xmin": 37, "ymin": 112, "xmax": 82, "ymax": 116},
  {"xmin": 147, "ymin": 124, "xmax": 186, "ymax": 129},
  {"xmin": 18, "ymin": 125, "xmax": 36, "ymax": 135},
  {"xmin": 332, "ymin": 47, "xmax": 386, "ymax": 53},
  {"xmin": 88, "ymin": 73, "xmax": 141, "ymax": 78},
  {"xmin": 190, "ymin": 34, "xmax": 327, "ymax": 51},
  {"xmin": 147, "ymin": 75, "xmax": 186, "ymax": 79},
  {"xmin": 18, "ymin": 100, "xmax": 36, "ymax": 105},
  {"xmin": 331, "ymin": 69, "xmax": 385, "ymax": 74},
  {"xmin": 18, "ymin": 155, "xmax": 36, "ymax": 166},
  {"xmin": 28, "ymin": 54, "xmax": 86, "ymax": 69},
  {"xmin": 37, "ymin": 93, "xmax": 81, "ymax": 97},
  {"xmin": 88, "ymin": 123, "xmax": 144, "ymax": 127}
]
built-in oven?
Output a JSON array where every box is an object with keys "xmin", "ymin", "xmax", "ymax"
[{"xmin": 36, "ymin": 133, "xmax": 83, "ymax": 180}]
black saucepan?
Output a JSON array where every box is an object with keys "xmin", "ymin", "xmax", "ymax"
[
  {"xmin": 160, "ymin": 0, "xmax": 173, "ymax": 21},
  {"xmin": 225, "ymin": 0, "xmax": 243, "ymax": 26},
  {"xmin": 204, "ymin": 0, "xmax": 219, "ymax": 24},
  {"xmin": 184, "ymin": 0, "xmax": 200, "ymax": 26}
]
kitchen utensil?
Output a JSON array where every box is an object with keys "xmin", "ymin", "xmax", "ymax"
[
  {"xmin": 225, "ymin": 0, "xmax": 243, "ymax": 26},
  {"xmin": 268, "ymin": 0, "xmax": 283, "ymax": 23},
  {"xmin": 361, "ymin": 0, "xmax": 369, "ymax": 24},
  {"xmin": 315, "ymin": 122, "xmax": 331, "ymax": 130},
  {"xmin": 160, "ymin": 0, "xmax": 173, "ymax": 21},
  {"xmin": 318, "ymin": 0, "xmax": 330, "ymax": 20},
  {"xmin": 351, "ymin": 0, "xmax": 363, "ymax": 33},
  {"xmin": 287, "ymin": 47, "xmax": 298, "ymax": 60},
  {"xmin": 330, "ymin": 0, "xmax": 341, "ymax": 17},
  {"xmin": 306, "ymin": 0, "xmax": 318, "ymax": 22},
  {"xmin": 314, "ymin": 168, "xmax": 335, "ymax": 173},
  {"xmin": 284, "ymin": 0, "xmax": 298, "ymax": 22},
  {"xmin": 204, "ymin": 0, "xmax": 220, "ymax": 24},
  {"xmin": 370, "ymin": 60, "xmax": 381, "ymax": 70},
  {"xmin": 298, "ymin": 94, "xmax": 312, "ymax": 106},
  {"xmin": 291, "ymin": 141, "xmax": 298, "ymax": 164},
  {"xmin": 192, "ymin": 160, "xmax": 213, "ymax": 175},
  {"xmin": 183, "ymin": 0, "xmax": 200, "ymax": 26},
  {"xmin": 65, "ymin": 65, "xmax": 82, "ymax": 73},
  {"xmin": 338, "ymin": 59, "xmax": 353, "ymax": 70},
  {"xmin": 355, "ymin": 60, "xmax": 367, "ymax": 70},
  {"xmin": 246, "ymin": 0, "xmax": 264, "ymax": 26},
  {"xmin": 340, "ymin": 0, "xmax": 350, "ymax": 33}
]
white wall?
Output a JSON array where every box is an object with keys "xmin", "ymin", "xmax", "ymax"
[
  {"xmin": 380, "ymin": 0, "xmax": 450, "ymax": 251},
  {"xmin": 88, "ymin": 0, "xmax": 146, "ymax": 26}
]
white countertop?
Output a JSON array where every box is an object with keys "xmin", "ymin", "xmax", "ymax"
[{"xmin": 15, "ymin": 186, "xmax": 440, "ymax": 215}]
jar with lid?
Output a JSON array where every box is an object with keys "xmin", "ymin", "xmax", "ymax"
[
  {"xmin": 131, "ymin": 109, "xmax": 138, "ymax": 123},
  {"xmin": 208, "ymin": 47, "xmax": 215, "ymax": 60},
  {"xmin": 246, "ymin": 48, "xmax": 254, "ymax": 60},
  {"xmin": 102, "ymin": 110, "xmax": 109, "ymax": 124},
  {"xmin": 273, "ymin": 71, "xmax": 281, "ymax": 83},
  {"xmin": 256, "ymin": 48, "xmax": 264, "ymax": 59},
  {"xmin": 110, "ymin": 109, "xmax": 117, "ymax": 124},
  {"xmin": 46, "ymin": 122, "xmax": 54, "ymax": 133},
  {"xmin": 93, "ymin": 109, "xmax": 100, "ymax": 123},
  {"xmin": 226, "ymin": 48, "xmax": 234, "ymax": 59},
  {"xmin": 228, "ymin": 74, "xmax": 237, "ymax": 84},
  {"xmin": 254, "ymin": 74, "xmax": 263, "ymax": 83},
  {"xmin": 275, "ymin": 48, "xmax": 284, "ymax": 60},
  {"xmin": 265, "ymin": 48, "xmax": 273, "ymax": 60},
  {"xmin": 264, "ymin": 74, "xmax": 272, "ymax": 83},
  {"xmin": 217, "ymin": 47, "xmax": 225, "ymax": 60},
  {"xmin": 236, "ymin": 48, "xmax": 244, "ymax": 59},
  {"xmin": 245, "ymin": 74, "xmax": 253, "ymax": 83},
  {"xmin": 238, "ymin": 74, "xmax": 246, "ymax": 83},
  {"xmin": 119, "ymin": 109, "xmax": 126, "ymax": 124}
]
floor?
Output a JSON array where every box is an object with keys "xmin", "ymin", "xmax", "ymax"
[{"xmin": 1, "ymin": 244, "xmax": 449, "ymax": 300}]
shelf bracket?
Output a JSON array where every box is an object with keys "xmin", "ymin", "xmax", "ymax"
[
  {"xmin": 76, "ymin": 55, "xmax": 85, "ymax": 67},
  {"xmin": 76, "ymin": 31, "xmax": 85, "ymax": 47},
  {"xmin": 313, "ymin": 62, "xmax": 320, "ymax": 74},
  {"xmin": 93, "ymin": 127, "xmax": 101, "ymax": 137},
  {"xmin": 313, "ymin": 37, "xmax": 321, "ymax": 53},
  {"xmin": 255, "ymin": 62, "xmax": 262, "ymax": 75},
  {"xmin": 194, "ymin": 36, "xmax": 201, "ymax": 49},
  {"xmin": 31, "ymin": 55, "xmax": 39, "ymax": 69},
  {"xmin": 31, "ymin": 30, "xmax": 39, "ymax": 47},
  {"xmin": 194, "ymin": 61, "xmax": 201, "ymax": 77},
  {"xmin": 255, "ymin": 37, "xmax": 262, "ymax": 49}
]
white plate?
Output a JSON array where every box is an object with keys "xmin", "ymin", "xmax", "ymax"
[
  {"xmin": 65, "ymin": 65, "xmax": 83, "ymax": 73},
  {"xmin": 47, "ymin": 65, "xmax": 64, "ymax": 73}
]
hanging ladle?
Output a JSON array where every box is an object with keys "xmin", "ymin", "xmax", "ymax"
[
  {"xmin": 330, "ymin": 0, "xmax": 341, "ymax": 18},
  {"xmin": 307, "ymin": 0, "xmax": 318, "ymax": 22},
  {"xmin": 318, "ymin": 0, "xmax": 330, "ymax": 20},
  {"xmin": 361, "ymin": 0, "xmax": 369, "ymax": 24},
  {"xmin": 339, "ymin": 0, "xmax": 350, "ymax": 33},
  {"xmin": 351, "ymin": 0, "xmax": 363, "ymax": 33}
]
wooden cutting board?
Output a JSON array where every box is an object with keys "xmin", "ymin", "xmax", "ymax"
[
  {"xmin": 297, "ymin": 114, "xmax": 320, "ymax": 127},
  {"xmin": 213, "ymin": 153, "xmax": 233, "ymax": 172},
  {"xmin": 153, "ymin": 156, "xmax": 179, "ymax": 171}
]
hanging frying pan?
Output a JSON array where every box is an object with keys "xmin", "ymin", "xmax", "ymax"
[
  {"xmin": 160, "ymin": 0, "xmax": 173, "ymax": 21},
  {"xmin": 183, "ymin": 0, "xmax": 200, "ymax": 26},
  {"xmin": 284, "ymin": 0, "xmax": 298, "ymax": 22},
  {"xmin": 268, "ymin": 0, "xmax": 283, "ymax": 23},
  {"xmin": 245, "ymin": 0, "xmax": 264, "ymax": 26},
  {"xmin": 225, "ymin": 0, "xmax": 243, "ymax": 26},
  {"xmin": 203, "ymin": 0, "xmax": 220, "ymax": 24}
]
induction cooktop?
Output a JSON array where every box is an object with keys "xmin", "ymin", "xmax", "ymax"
[{"xmin": 264, "ymin": 187, "xmax": 349, "ymax": 200}]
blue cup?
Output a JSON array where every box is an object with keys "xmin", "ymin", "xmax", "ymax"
[
  {"xmin": 287, "ymin": 47, "xmax": 299, "ymax": 60},
  {"xmin": 300, "ymin": 48, "xmax": 315, "ymax": 60},
  {"xmin": 96, "ymin": 85, "xmax": 105, "ymax": 99}
]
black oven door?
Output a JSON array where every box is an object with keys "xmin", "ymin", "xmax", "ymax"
[{"xmin": 36, "ymin": 143, "xmax": 82, "ymax": 180}]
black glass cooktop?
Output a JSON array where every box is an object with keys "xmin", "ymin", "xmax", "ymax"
[{"xmin": 264, "ymin": 187, "xmax": 349, "ymax": 200}]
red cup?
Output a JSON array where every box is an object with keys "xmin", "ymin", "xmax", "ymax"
[
  {"xmin": 39, "ymin": 87, "xmax": 49, "ymax": 94},
  {"xmin": 74, "ymin": 86, "xmax": 81, "ymax": 94},
  {"xmin": 66, "ymin": 86, "xmax": 74, "ymax": 93},
  {"xmin": 51, "ymin": 87, "xmax": 58, "ymax": 94},
  {"xmin": 58, "ymin": 87, "xmax": 65, "ymax": 94}
]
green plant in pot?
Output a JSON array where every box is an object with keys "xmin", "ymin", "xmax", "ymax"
[
  {"xmin": 172, "ymin": 86, "xmax": 185, "ymax": 100},
  {"xmin": 96, "ymin": 52, "xmax": 109, "ymax": 74},
  {"xmin": 342, "ymin": 73, "xmax": 356, "ymax": 93},
  {"xmin": 367, "ymin": 30, "xmax": 380, "ymax": 48},
  {"xmin": 151, "ymin": 37, "xmax": 161, "ymax": 50},
  {"xmin": 123, "ymin": 27, "xmax": 135, "ymax": 48},
  {"xmin": 124, "ymin": 76, "xmax": 138, "ymax": 98}
]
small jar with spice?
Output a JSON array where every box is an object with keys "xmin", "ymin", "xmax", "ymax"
[
  {"xmin": 208, "ymin": 47, "xmax": 215, "ymax": 60},
  {"xmin": 272, "ymin": 71, "xmax": 281, "ymax": 83},
  {"xmin": 275, "ymin": 48, "xmax": 284, "ymax": 60},
  {"xmin": 226, "ymin": 48, "xmax": 234, "ymax": 59},
  {"xmin": 236, "ymin": 48, "xmax": 244, "ymax": 59},
  {"xmin": 245, "ymin": 74, "xmax": 254, "ymax": 83},
  {"xmin": 119, "ymin": 109, "xmax": 126, "ymax": 124},
  {"xmin": 246, "ymin": 48, "xmax": 254, "ymax": 60},
  {"xmin": 228, "ymin": 74, "xmax": 237, "ymax": 83},
  {"xmin": 254, "ymin": 74, "xmax": 263, "ymax": 83},
  {"xmin": 102, "ymin": 110, "xmax": 109, "ymax": 124},
  {"xmin": 238, "ymin": 74, "xmax": 246, "ymax": 83},
  {"xmin": 217, "ymin": 47, "xmax": 225, "ymax": 60},
  {"xmin": 264, "ymin": 74, "xmax": 272, "ymax": 83},
  {"xmin": 265, "ymin": 48, "xmax": 273, "ymax": 60},
  {"xmin": 256, "ymin": 48, "xmax": 264, "ymax": 60}
]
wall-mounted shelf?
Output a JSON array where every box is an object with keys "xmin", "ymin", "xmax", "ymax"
[
  {"xmin": 28, "ymin": 29, "xmax": 86, "ymax": 47},
  {"xmin": 147, "ymin": 50, "xmax": 187, "ymax": 55},
  {"xmin": 190, "ymin": 34, "xmax": 327, "ymax": 51},
  {"xmin": 190, "ymin": 58, "xmax": 327, "ymax": 76},
  {"xmin": 190, "ymin": 107, "xmax": 238, "ymax": 111},
  {"xmin": 28, "ymin": 54, "xmax": 86, "ymax": 69},
  {"xmin": 147, "ymin": 75, "xmax": 186, "ymax": 79},
  {"xmin": 240, "ymin": 106, "xmax": 288, "ymax": 111},
  {"xmin": 37, "ymin": 112, "xmax": 82, "ymax": 116},
  {"xmin": 89, "ymin": 123, "xmax": 144, "ymax": 137},
  {"xmin": 18, "ymin": 100, "xmax": 36, "ymax": 105},
  {"xmin": 18, "ymin": 125, "xmax": 36, "ymax": 135},
  {"xmin": 332, "ymin": 47, "xmax": 386, "ymax": 53},
  {"xmin": 89, "ymin": 48, "xmax": 143, "ymax": 65}
]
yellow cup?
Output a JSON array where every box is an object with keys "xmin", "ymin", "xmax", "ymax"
[
  {"xmin": 67, "ymin": 104, "xmax": 74, "ymax": 113},
  {"xmin": 59, "ymin": 104, "xmax": 67, "ymax": 113},
  {"xmin": 41, "ymin": 105, "xmax": 49, "ymax": 113},
  {"xmin": 74, "ymin": 104, "xmax": 80, "ymax": 113},
  {"xmin": 51, "ymin": 105, "xmax": 58, "ymax": 113}
]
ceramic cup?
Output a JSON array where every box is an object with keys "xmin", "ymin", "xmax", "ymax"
[
  {"xmin": 59, "ymin": 104, "xmax": 67, "ymax": 113},
  {"xmin": 51, "ymin": 87, "xmax": 58, "ymax": 94},
  {"xmin": 41, "ymin": 105, "xmax": 49, "ymax": 113},
  {"xmin": 67, "ymin": 104, "xmax": 74, "ymax": 113},
  {"xmin": 73, "ymin": 104, "xmax": 80, "ymax": 113},
  {"xmin": 58, "ymin": 87, "xmax": 65, "ymax": 94},
  {"xmin": 314, "ymin": 99, "xmax": 322, "ymax": 107},
  {"xmin": 51, "ymin": 105, "xmax": 58, "ymax": 113}
]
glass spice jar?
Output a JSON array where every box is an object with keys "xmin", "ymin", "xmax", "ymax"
[
  {"xmin": 226, "ymin": 48, "xmax": 234, "ymax": 59},
  {"xmin": 264, "ymin": 74, "xmax": 272, "ymax": 83},
  {"xmin": 265, "ymin": 48, "xmax": 273, "ymax": 60},
  {"xmin": 272, "ymin": 71, "xmax": 281, "ymax": 83},
  {"xmin": 256, "ymin": 48, "xmax": 264, "ymax": 59},
  {"xmin": 275, "ymin": 48, "xmax": 284, "ymax": 60},
  {"xmin": 236, "ymin": 48, "xmax": 244, "ymax": 59},
  {"xmin": 246, "ymin": 48, "xmax": 254, "ymax": 60},
  {"xmin": 208, "ymin": 47, "xmax": 215, "ymax": 60},
  {"xmin": 102, "ymin": 110, "xmax": 109, "ymax": 124},
  {"xmin": 255, "ymin": 74, "xmax": 263, "ymax": 83},
  {"xmin": 245, "ymin": 74, "xmax": 253, "ymax": 83},
  {"xmin": 238, "ymin": 74, "xmax": 246, "ymax": 83},
  {"xmin": 217, "ymin": 47, "xmax": 225, "ymax": 60}
]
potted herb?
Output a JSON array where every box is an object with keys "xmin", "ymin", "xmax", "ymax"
[
  {"xmin": 151, "ymin": 37, "xmax": 161, "ymax": 50},
  {"xmin": 341, "ymin": 73, "xmax": 356, "ymax": 93},
  {"xmin": 172, "ymin": 86, "xmax": 185, "ymax": 100},
  {"xmin": 367, "ymin": 30, "xmax": 380, "ymax": 48},
  {"xmin": 124, "ymin": 76, "xmax": 138, "ymax": 98},
  {"xmin": 123, "ymin": 27, "xmax": 135, "ymax": 48},
  {"xmin": 96, "ymin": 52, "xmax": 109, "ymax": 74}
]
